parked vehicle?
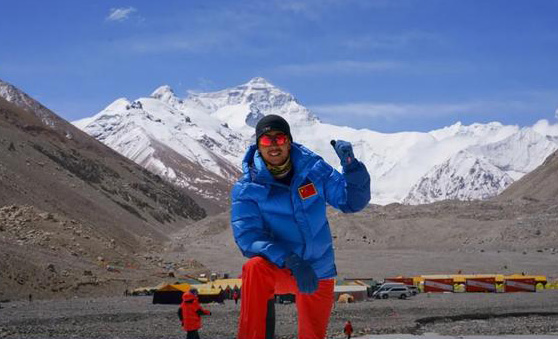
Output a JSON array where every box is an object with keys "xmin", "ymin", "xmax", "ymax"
[
  {"xmin": 372, "ymin": 282, "xmax": 405, "ymax": 292},
  {"xmin": 373, "ymin": 285, "xmax": 412, "ymax": 299},
  {"xmin": 407, "ymin": 285, "xmax": 419, "ymax": 295}
]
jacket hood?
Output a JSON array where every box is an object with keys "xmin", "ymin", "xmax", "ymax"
[{"xmin": 182, "ymin": 292, "xmax": 196, "ymax": 302}]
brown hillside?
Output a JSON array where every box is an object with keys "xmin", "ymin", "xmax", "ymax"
[
  {"xmin": 496, "ymin": 150, "xmax": 558, "ymax": 202},
  {"xmin": 0, "ymin": 89, "xmax": 207, "ymax": 300}
]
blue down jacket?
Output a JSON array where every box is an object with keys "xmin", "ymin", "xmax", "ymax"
[{"xmin": 231, "ymin": 143, "xmax": 371, "ymax": 279}]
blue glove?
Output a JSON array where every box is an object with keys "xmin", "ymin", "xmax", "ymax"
[
  {"xmin": 284, "ymin": 253, "xmax": 318, "ymax": 294},
  {"xmin": 331, "ymin": 140, "xmax": 356, "ymax": 168}
]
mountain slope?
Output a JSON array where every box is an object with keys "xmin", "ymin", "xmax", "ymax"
[
  {"xmin": 74, "ymin": 92, "xmax": 244, "ymax": 211},
  {"xmin": 0, "ymin": 79, "xmax": 207, "ymax": 299},
  {"xmin": 404, "ymin": 151, "xmax": 514, "ymax": 204},
  {"xmin": 468, "ymin": 128, "xmax": 558, "ymax": 180},
  {"xmin": 496, "ymin": 150, "xmax": 558, "ymax": 202},
  {"xmin": 0, "ymin": 80, "xmax": 72, "ymax": 133}
]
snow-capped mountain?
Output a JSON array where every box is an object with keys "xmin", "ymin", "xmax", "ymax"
[
  {"xmin": 184, "ymin": 77, "xmax": 319, "ymax": 134},
  {"xmin": 468, "ymin": 128, "xmax": 558, "ymax": 180},
  {"xmin": 73, "ymin": 77, "xmax": 558, "ymax": 206},
  {"xmin": 74, "ymin": 89, "xmax": 247, "ymax": 211},
  {"xmin": 403, "ymin": 128, "xmax": 558, "ymax": 204},
  {"xmin": 73, "ymin": 78, "xmax": 322, "ymax": 210},
  {"xmin": 403, "ymin": 150, "xmax": 515, "ymax": 204}
]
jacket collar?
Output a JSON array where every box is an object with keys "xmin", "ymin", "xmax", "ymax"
[{"xmin": 241, "ymin": 143, "xmax": 319, "ymax": 185}]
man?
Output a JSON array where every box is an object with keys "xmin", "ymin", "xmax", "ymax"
[
  {"xmin": 178, "ymin": 288, "xmax": 211, "ymax": 339},
  {"xmin": 344, "ymin": 320, "xmax": 354, "ymax": 339},
  {"xmin": 231, "ymin": 114, "xmax": 371, "ymax": 338}
]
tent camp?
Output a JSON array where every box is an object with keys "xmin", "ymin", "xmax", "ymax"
[
  {"xmin": 206, "ymin": 279, "xmax": 242, "ymax": 299},
  {"xmin": 152, "ymin": 283, "xmax": 191, "ymax": 304},
  {"xmin": 208, "ymin": 278, "xmax": 242, "ymax": 290}
]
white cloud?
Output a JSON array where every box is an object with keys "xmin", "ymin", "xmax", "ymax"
[
  {"xmin": 276, "ymin": 1, "xmax": 310, "ymax": 14},
  {"xmin": 105, "ymin": 8, "xmax": 257, "ymax": 55},
  {"xmin": 275, "ymin": 0, "xmax": 394, "ymax": 16},
  {"xmin": 187, "ymin": 78, "xmax": 217, "ymax": 94},
  {"xmin": 310, "ymin": 99, "xmax": 554, "ymax": 121},
  {"xmin": 310, "ymin": 102, "xmax": 472, "ymax": 120},
  {"xmin": 117, "ymin": 32, "xmax": 232, "ymax": 54},
  {"xmin": 344, "ymin": 31, "xmax": 444, "ymax": 50},
  {"xmin": 106, "ymin": 7, "xmax": 137, "ymax": 22},
  {"xmin": 532, "ymin": 119, "xmax": 558, "ymax": 137},
  {"xmin": 274, "ymin": 60, "xmax": 403, "ymax": 75}
]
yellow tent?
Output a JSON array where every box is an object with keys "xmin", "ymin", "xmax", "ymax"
[
  {"xmin": 152, "ymin": 283, "xmax": 192, "ymax": 304},
  {"xmin": 197, "ymin": 286, "xmax": 223, "ymax": 295},
  {"xmin": 190, "ymin": 283, "xmax": 226, "ymax": 303},
  {"xmin": 157, "ymin": 283, "xmax": 191, "ymax": 292}
]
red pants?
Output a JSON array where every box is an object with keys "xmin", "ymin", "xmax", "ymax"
[{"xmin": 238, "ymin": 257, "xmax": 334, "ymax": 339}]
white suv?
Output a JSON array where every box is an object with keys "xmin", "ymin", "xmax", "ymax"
[
  {"xmin": 372, "ymin": 282, "xmax": 405, "ymax": 296},
  {"xmin": 373, "ymin": 285, "xmax": 412, "ymax": 299}
]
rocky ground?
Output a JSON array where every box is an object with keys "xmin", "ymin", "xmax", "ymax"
[
  {"xmin": 0, "ymin": 204, "xmax": 211, "ymax": 302},
  {"xmin": 1, "ymin": 290, "xmax": 557, "ymax": 338}
]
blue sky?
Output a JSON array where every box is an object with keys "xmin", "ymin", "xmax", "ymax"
[{"xmin": 1, "ymin": 0, "xmax": 557, "ymax": 132}]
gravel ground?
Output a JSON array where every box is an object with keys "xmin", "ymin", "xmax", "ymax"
[{"xmin": 1, "ymin": 291, "xmax": 558, "ymax": 338}]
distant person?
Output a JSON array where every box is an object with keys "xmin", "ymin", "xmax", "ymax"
[
  {"xmin": 178, "ymin": 289, "xmax": 211, "ymax": 339},
  {"xmin": 225, "ymin": 286, "xmax": 232, "ymax": 299},
  {"xmin": 233, "ymin": 290, "xmax": 239, "ymax": 305},
  {"xmin": 28, "ymin": 294, "xmax": 32, "ymax": 302},
  {"xmin": 218, "ymin": 289, "xmax": 226, "ymax": 304},
  {"xmin": 344, "ymin": 320, "xmax": 354, "ymax": 339},
  {"xmin": 231, "ymin": 114, "xmax": 371, "ymax": 338}
]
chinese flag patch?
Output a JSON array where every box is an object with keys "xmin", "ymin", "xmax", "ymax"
[{"xmin": 298, "ymin": 183, "xmax": 317, "ymax": 199}]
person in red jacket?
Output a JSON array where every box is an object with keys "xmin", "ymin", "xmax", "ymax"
[
  {"xmin": 178, "ymin": 289, "xmax": 211, "ymax": 339},
  {"xmin": 344, "ymin": 320, "xmax": 353, "ymax": 339},
  {"xmin": 233, "ymin": 290, "xmax": 240, "ymax": 305}
]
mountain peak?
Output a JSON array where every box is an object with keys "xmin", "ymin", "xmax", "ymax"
[
  {"xmin": 151, "ymin": 85, "xmax": 185, "ymax": 108},
  {"xmin": 105, "ymin": 98, "xmax": 131, "ymax": 112},
  {"xmin": 245, "ymin": 77, "xmax": 274, "ymax": 87},
  {"xmin": 0, "ymin": 78, "xmax": 63, "ymax": 129},
  {"xmin": 151, "ymin": 85, "xmax": 176, "ymax": 99}
]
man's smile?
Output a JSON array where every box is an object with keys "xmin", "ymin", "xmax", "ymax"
[{"xmin": 267, "ymin": 149, "xmax": 282, "ymax": 157}]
